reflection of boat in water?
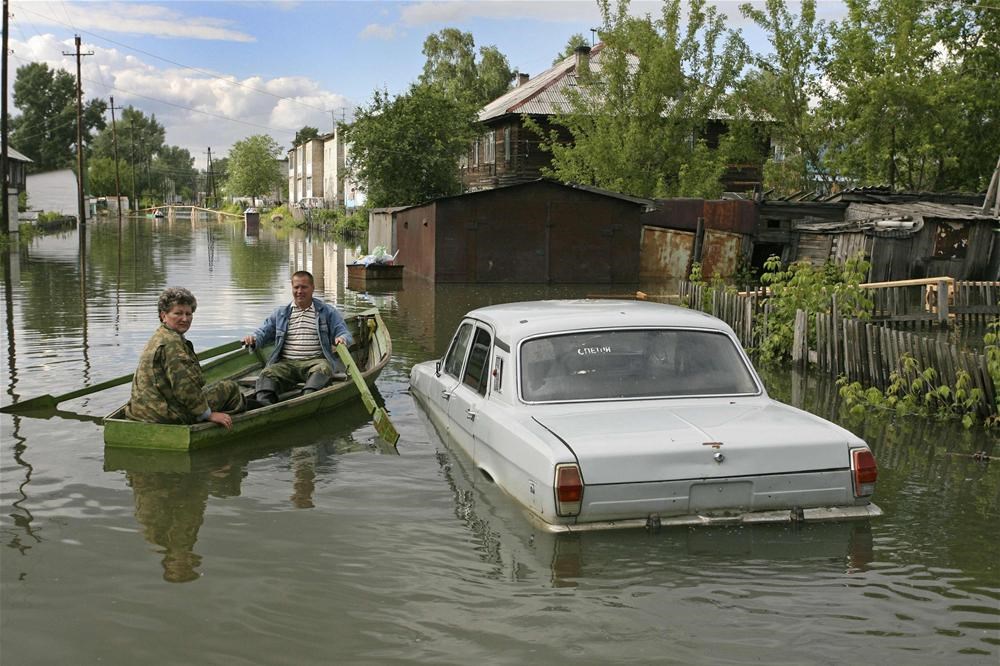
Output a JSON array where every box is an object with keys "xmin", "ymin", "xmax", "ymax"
[
  {"xmin": 103, "ymin": 308, "xmax": 392, "ymax": 450},
  {"xmin": 106, "ymin": 405, "xmax": 396, "ymax": 583}
]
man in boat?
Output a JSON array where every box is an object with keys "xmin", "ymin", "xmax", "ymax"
[
  {"xmin": 126, "ymin": 287, "xmax": 245, "ymax": 429},
  {"xmin": 241, "ymin": 270, "xmax": 352, "ymax": 406}
]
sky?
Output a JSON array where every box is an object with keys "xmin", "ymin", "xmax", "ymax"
[{"xmin": 5, "ymin": 0, "xmax": 848, "ymax": 169}]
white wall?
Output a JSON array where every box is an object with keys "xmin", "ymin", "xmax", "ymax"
[{"xmin": 26, "ymin": 169, "xmax": 89, "ymax": 220}]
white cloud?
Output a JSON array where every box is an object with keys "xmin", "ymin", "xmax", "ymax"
[
  {"xmin": 12, "ymin": 1, "xmax": 256, "ymax": 42},
  {"xmin": 360, "ymin": 23, "xmax": 398, "ymax": 40},
  {"xmin": 398, "ymin": 0, "xmax": 608, "ymax": 25},
  {"xmin": 8, "ymin": 33, "xmax": 349, "ymax": 158}
]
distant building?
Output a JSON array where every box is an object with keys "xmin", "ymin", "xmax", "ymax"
[
  {"xmin": 5, "ymin": 147, "xmax": 32, "ymax": 231},
  {"xmin": 25, "ymin": 168, "xmax": 92, "ymax": 221},
  {"xmin": 287, "ymin": 137, "xmax": 324, "ymax": 204}
]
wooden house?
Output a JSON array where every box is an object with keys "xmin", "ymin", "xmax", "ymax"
[
  {"xmin": 464, "ymin": 44, "xmax": 767, "ymax": 195},
  {"xmin": 394, "ymin": 179, "xmax": 651, "ymax": 283}
]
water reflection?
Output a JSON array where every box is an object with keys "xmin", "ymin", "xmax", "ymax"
[{"xmin": 105, "ymin": 400, "xmax": 384, "ymax": 583}]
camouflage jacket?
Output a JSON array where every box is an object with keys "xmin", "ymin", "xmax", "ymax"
[{"xmin": 125, "ymin": 325, "xmax": 210, "ymax": 424}]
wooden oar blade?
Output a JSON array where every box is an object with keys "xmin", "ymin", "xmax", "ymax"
[
  {"xmin": 1, "ymin": 340, "xmax": 242, "ymax": 416},
  {"xmin": 373, "ymin": 407, "xmax": 399, "ymax": 446},
  {"xmin": 0, "ymin": 394, "xmax": 57, "ymax": 414}
]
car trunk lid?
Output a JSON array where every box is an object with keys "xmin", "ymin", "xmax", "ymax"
[{"xmin": 533, "ymin": 399, "xmax": 852, "ymax": 485}]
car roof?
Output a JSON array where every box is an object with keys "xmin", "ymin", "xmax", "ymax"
[{"xmin": 465, "ymin": 299, "xmax": 735, "ymax": 343}]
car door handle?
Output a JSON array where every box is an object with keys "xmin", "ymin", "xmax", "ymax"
[
  {"xmin": 465, "ymin": 409, "xmax": 476, "ymax": 421},
  {"xmin": 441, "ymin": 391, "xmax": 451, "ymax": 401}
]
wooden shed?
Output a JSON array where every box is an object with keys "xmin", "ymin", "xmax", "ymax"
[
  {"xmin": 795, "ymin": 201, "xmax": 998, "ymax": 281},
  {"xmin": 394, "ymin": 179, "xmax": 651, "ymax": 283}
]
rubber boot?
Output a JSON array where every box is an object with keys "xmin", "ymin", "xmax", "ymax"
[
  {"xmin": 254, "ymin": 376, "xmax": 279, "ymax": 406},
  {"xmin": 301, "ymin": 372, "xmax": 331, "ymax": 395}
]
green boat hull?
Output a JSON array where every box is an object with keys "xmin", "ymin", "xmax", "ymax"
[{"xmin": 103, "ymin": 308, "xmax": 392, "ymax": 450}]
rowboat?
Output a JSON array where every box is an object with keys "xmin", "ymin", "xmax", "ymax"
[{"xmin": 103, "ymin": 307, "xmax": 392, "ymax": 451}]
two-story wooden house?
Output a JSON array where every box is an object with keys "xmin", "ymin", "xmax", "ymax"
[{"xmin": 462, "ymin": 44, "xmax": 766, "ymax": 195}]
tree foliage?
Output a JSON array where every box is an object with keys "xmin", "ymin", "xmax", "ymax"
[
  {"xmin": 344, "ymin": 84, "xmax": 476, "ymax": 208},
  {"xmin": 743, "ymin": 0, "xmax": 1000, "ymax": 194},
  {"xmin": 554, "ymin": 33, "xmax": 591, "ymax": 64},
  {"xmin": 293, "ymin": 126, "xmax": 320, "ymax": 148},
  {"xmin": 531, "ymin": 0, "xmax": 745, "ymax": 199},
  {"xmin": 419, "ymin": 28, "xmax": 514, "ymax": 108},
  {"xmin": 10, "ymin": 62, "xmax": 106, "ymax": 172},
  {"xmin": 225, "ymin": 135, "xmax": 284, "ymax": 205}
]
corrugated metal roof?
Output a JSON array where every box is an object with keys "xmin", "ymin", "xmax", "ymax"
[
  {"xmin": 394, "ymin": 178, "xmax": 653, "ymax": 213},
  {"xmin": 480, "ymin": 44, "xmax": 624, "ymax": 121}
]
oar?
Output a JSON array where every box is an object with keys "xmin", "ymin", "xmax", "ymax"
[
  {"xmin": 0, "ymin": 340, "xmax": 244, "ymax": 414},
  {"xmin": 334, "ymin": 342, "xmax": 399, "ymax": 447}
]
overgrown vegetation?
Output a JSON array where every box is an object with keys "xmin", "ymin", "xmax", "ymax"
[
  {"xmin": 753, "ymin": 253, "xmax": 872, "ymax": 362},
  {"xmin": 838, "ymin": 352, "xmax": 991, "ymax": 430}
]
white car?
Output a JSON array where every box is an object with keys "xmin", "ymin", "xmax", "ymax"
[{"xmin": 410, "ymin": 300, "xmax": 881, "ymax": 532}]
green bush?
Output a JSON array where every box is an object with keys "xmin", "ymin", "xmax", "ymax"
[
  {"xmin": 838, "ymin": 353, "xmax": 989, "ymax": 429},
  {"xmin": 756, "ymin": 253, "xmax": 872, "ymax": 362}
]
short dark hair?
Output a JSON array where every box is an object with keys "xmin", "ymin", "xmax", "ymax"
[
  {"xmin": 291, "ymin": 270, "xmax": 314, "ymax": 285},
  {"xmin": 157, "ymin": 287, "xmax": 197, "ymax": 315}
]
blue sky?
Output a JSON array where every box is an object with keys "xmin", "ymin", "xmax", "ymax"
[{"xmin": 6, "ymin": 1, "xmax": 848, "ymax": 166}]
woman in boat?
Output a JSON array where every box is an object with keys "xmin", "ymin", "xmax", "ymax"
[{"xmin": 125, "ymin": 287, "xmax": 245, "ymax": 429}]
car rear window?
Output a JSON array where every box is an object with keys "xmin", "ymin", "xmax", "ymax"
[{"xmin": 519, "ymin": 329, "xmax": 759, "ymax": 402}]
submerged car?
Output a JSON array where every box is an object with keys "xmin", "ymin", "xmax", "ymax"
[{"xmin": 410, "ymin": 300, "xmax": 881, "ymax": 532}]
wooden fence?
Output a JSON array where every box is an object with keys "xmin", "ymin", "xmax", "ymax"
[
  {"xmin": 679, "ymin": 279, "xmax": 999, "ymax": 416},
  {"xmin": 807, "ymin": 312, "xmax": 996, "ymax": 417}
]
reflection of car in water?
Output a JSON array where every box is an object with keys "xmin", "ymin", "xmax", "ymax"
[
  {"xmin": 411, "ymin": 300, "xmax": 881, "ymax": 532},
  {"xmin": 422, "ymin": 406, "xmax": 875, "ymax": 589}
]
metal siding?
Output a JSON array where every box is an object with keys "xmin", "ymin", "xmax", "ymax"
[
  {"xmin": 701, "ymin": 229, "xmax": 742, "ymax": 278},
  {"xmin": 640, "ymin": 226, "xmax": 694, "ymax": 279}
]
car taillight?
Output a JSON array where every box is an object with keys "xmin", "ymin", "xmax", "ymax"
[
  {"xmin": 852, "ymin": 448, "xmax": 878, "ymax": 497},
  {"xmin": 554, "ymin": 464, "xmax": 583, "ymax": 517}
]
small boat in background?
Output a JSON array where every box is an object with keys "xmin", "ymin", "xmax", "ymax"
[{"xmin": 153, "ymin": 208, "xmax": 164, "ymax": 218}]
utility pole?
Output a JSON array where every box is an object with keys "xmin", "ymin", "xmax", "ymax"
[
  {"xmin": 205, "ymin": 147, "xmax": 215, "ymax": 208},
  {"xmin": 109, "ymin": 96, "xmax": 123, "ymax": 231},
  {"xmin": 1, "ymin": 0, "xmax": 11, "ymax": 237},
  {"xmin": 127, "ymin": 119, "xmax": 137, "ymax": 211},
  {"xmin": 63, "ymin": 35, "xmax": 93, "ymax": 231}
]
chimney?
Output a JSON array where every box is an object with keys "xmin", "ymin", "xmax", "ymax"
[
  {"xmin": 574, "ymin": 45, "xmax": 591, "ymax": 72},
  {"xmin": 517, "ymin": 72, "xmax": 530, "ymax": 87}
]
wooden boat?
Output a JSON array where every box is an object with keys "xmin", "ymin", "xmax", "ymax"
[
  {"xmin": 347, "ymin": 263, "xmax": 404, "ymax": 283},
  {"xmin": 103, "ymin": 307, "xmax": 392, "ymax": 451}
]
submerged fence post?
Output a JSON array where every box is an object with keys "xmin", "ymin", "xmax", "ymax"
[{"xmin": 937, "ymin": 279, "xmax": 950, "ymax": 327}]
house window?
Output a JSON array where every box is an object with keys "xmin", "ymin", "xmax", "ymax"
[
  {"xmin": 504, "ymin": 127, "xmax": 511, "ymax": 163},
  {"xmin": 483, "ymin": 131, "xmax": 495, "ymax": 164}
]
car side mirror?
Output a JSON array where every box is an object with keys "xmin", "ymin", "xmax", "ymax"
[{"xmin": 435, "ymin": 360, "xmax": 442, "ymax": 377}]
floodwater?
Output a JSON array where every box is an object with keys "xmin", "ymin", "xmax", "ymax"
[{"xmin": 1, "ymin": 216, "xmax": 997, "ymax": 665}]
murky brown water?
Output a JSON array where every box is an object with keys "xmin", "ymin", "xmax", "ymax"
[{"xmin": 1, "ymin": 216, "xmax": 997, "ymax": 664}]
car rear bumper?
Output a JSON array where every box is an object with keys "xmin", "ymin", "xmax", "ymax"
[{"xmin": 529, "ymin": 503, "xmax": 883, "ymax": 533}]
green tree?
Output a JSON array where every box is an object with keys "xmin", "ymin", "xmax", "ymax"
[
  {"xmin": 225, "ymin": 135, "xmax": 283, "ymax": 206},
  {"xmin": 531, "ymin": 0, "xmax": 745, "ymax": 198},
  {"xmin": 344, "ymin": 84, "xmax": 476, "ymax": 208},
  {"xmin": 738, "ymin": 0, "xmax": 838, "ymax": 195},
  {"xmin": 10, "ymin": 62, "xmax": 107, "ymax": 171},
  {"xmin": 293, "ymin": 126, "xmax": 320, "ymax": 148},
  {"xmin": 554, "ymin": 33, "xmax": 591, "ymax": 64},
  {"xmin": 87, "ymin": 156, "xmax": 129, "ymax": 196},
  {"xmin": 419, "ymin": 28, "xmax": 514, "ymax": 108},
  {"xmin": 153, "ymin": 145, "xmax": 198, "ymax": 201},
  {"xmin": 91, "ymin": 106, "xmax": 167, "ymax": 205}
]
